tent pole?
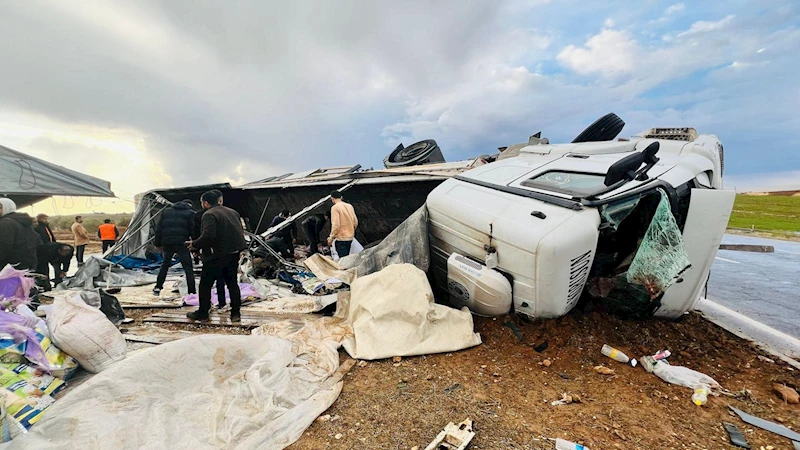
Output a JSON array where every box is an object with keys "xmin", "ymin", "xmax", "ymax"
[{"xmin": 253, "ymin": 197, "xmax": 272, "ymax": 234}]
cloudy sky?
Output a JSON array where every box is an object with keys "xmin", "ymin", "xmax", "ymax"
[{"xmin": 1, "ymin": 0, "xmax": 798, "ymax": 214}]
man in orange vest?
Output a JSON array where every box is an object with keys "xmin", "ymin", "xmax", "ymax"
[{"xmin": 98, "ymin": 219, "xmax": 120, "ymax": 253}]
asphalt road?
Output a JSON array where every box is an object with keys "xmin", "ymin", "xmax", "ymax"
[{"xmin": 707, "ymin": 234, "xmax": 800, "ymax": 339}]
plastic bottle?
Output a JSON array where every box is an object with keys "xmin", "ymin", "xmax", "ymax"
[
  {"xmin": 601, "ymin": 344, "xmax": 630, "ymax": 364},
  {"xmin": 555, "ymin": 438, "xmax": 589, "ymax": 450},
  {"xmin": 692, "ymin": 385, "xmax": 709, "ymax": 406}
]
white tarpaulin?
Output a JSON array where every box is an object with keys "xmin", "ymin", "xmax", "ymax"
[
  {"xmin": 341, "ymin": 264, "xmax": 482, "ymax": 360},
  {"xmin": 6, "ymin": 334, "xmax": 343, "ymax": 450}
]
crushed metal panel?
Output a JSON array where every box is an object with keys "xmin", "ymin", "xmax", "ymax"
[{"xmin": 424, "ymin": 419, "xmax": 475, "ymax": 450}]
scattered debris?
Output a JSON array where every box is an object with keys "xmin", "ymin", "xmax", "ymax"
[
  {"xmin": 334, "ymin": 433, "xmax": 342, "ymax": 440},
  {"xmin": 601, "ymin": 344, "xmax": 630, "ymax": 364},
  {"xmin": 444, "ymin": 383, "xmax": 461, "ymax": 394},
  {"xmin": 758, "ymin": 355, "xmax": 776, "ymax": 364},
  {"xmin": 542, "ymin": 359, "xmax": 552, "ymax": 367},
  {"xmin": 730, "ymin": 407, "xmax": 800, "ymax": 442},
  {"xmin": 594, "ymin": 365, "xmax": 615, "ymax": 375},
  {"xmin": 773, "ymin": 383, "xmax": 799, "ymax": 404},
  {"xmin": 551, "ymin": 393, "xmax": 577, "ymax": 406},
  {"xmin": 503, "ymin": 321, "xmax": 522, "ymax": 341},
  {"xmin": 316, "ymin": 415, "xmax": 331, "ymax": 423},
  {"xmin": 423, "ymin": 419, "xmax": 474, "ymax": 450},
  {"xmin": 722, "ymin": 422, "xmax": 750, "ymax": 449},
  {"xmin": 555, "ymin": 437, "xmax": 590, "ymax": 450},
  {"xmin": 392, "ymin": 356, "xmax": 402, "ymax": 363},
  {"xmin": 532, "ymin": 340, "xmax": 549, "ymax": 353},
  {"xmin": 357, "ymin": 360, "xmax": 368, "ymax": 368}
]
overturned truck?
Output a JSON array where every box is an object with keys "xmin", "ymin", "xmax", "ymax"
[
  {"xmin": 428, "ymin": 119, "xmax": 734, "ymax": 320},
  {"xmin": 121, "ymin": 114, "xmax": 733, "ymax": 321}
]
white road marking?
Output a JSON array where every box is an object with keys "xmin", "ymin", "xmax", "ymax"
[
  {"xmin": 714, "ymin": 256, "xmax": 740, "ymax": 264},
  {"xmin": 777, "ymin": 250, "xmax": 800, "ymax": 256}
]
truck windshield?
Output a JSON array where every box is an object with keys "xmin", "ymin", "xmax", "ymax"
[{"xmin": 520, "ymin": 171, "xmax": 606, "ymax": 196}]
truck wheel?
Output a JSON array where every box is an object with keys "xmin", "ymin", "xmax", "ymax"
[{"xmin": 572, "ymin": 113, "xmax": 625, "ymax": 143}]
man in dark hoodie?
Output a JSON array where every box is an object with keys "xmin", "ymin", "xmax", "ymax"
[
  {"xmin": 268, "ymin": 209, "xmax": 296, "ymax": 259},
  {"xmin": 188, "ymin": 190, "xmax": 247, "ymax": 322},
  {"xmin": 36, "ymin": 242, "xmax": 73, "ymax": 290},
  {"xmin": 153, "ymin": 199, "xmax": 196, "ymax": 296},
  {"xmin": 34, "ymin": 214, "xmax": 56, "ymax": 244},
  {"xmin": 0, "ymin": 199, "xmax": 40, "ymax": 271}
]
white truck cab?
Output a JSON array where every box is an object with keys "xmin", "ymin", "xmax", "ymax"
[{"xmin": 427, "ymin": 127, "xmax": 735, "ymax": 320}]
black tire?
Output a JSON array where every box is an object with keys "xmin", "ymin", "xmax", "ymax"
[
  {"xmin": 383, "ymin": 139, "xmax": 445, "ymax": 168},
  {"xmin": 572, "ymin": 113, "xmax": 625, "ymax": 143}
]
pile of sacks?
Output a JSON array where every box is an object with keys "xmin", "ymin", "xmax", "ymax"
[{"xmin": 0, "ymin": 265, "xmax": 127, "ymax": 442}]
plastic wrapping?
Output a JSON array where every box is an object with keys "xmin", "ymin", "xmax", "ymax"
[
  {"xmin": 651, "ymin": 360, "xmax": 720, "ymax": 390},
  {"xmin": 626, "ymin": 190, "xmax": 692, "ymax": 296},
  {"xmin": 8, "ymin": 334, "xmax": 344, "ymax": 450},
  {"xmin": 57, "ymin": 256, "xmax": 157, "ymax": 291},
  {"xmin": 342, "ymin": 264, "xmax": 482, "ymax": 360},
  {"xmin": 338, "ymin": 206, "xmax": 429, "ymax": 276}
]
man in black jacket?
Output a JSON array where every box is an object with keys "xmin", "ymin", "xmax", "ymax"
[
  {"xmin": 188, "ymin": 190, "xmax": 247, "ymax": 322},
  {"xmin": 36, "ymin": 242, "xmax": 73, "ymax": 291},
  {"xmin": 301, "ymin": 213, "xmax": 329, "ymax": 256},
  {"xmin": 0, "ymin": 199, "xmax": 40, "ymax": 271},
  {"xmin": 153, "ymin": 200, "xmax": 196, "ymax": 296},
  {"xmin": 34, "ymin": 214, "xmax": 56, "ymax": 244}
]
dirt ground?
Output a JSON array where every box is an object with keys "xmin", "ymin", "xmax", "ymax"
[{"xmin": 290, "ymin": 311, "xmax": 799, "ymax": 450}]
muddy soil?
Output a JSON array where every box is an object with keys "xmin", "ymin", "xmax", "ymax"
[{"xmin": 291, "ymin": 311, "xmax": 800, "ymax": 450}]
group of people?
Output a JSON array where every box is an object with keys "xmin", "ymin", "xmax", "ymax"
[
  {"xmin": 150, "ymin": 189, "xmax": 247, "ymax": 322},
  {"xmin": 0, "ymin": 198, "xmax": 120, "ymax": 291},
  {"xmin": 266, "ymin": 190, "xmax": 359, "ymax": 260},
  {"xmin": 152, "ymin": 189, "xmax": 359, "ymax": 323}
]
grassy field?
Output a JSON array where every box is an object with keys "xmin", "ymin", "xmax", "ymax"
[{"xmin": 728, "ymin": 194, "xmax": 800, "ymax": 237}]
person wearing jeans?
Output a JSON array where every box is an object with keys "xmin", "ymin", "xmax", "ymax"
[
  {"xmin": 153, "ymin": 200, "xmax": 197, "ymax": 296},
  {"xmin": 71, "ymin": 216, "xmax": 90, "ymax": 267},
  {"xmin": 187, "ymin": 190, "xmax": 247, "ymax": 322},
  {"xmin": 327, "ymin": 190, "xmax": 358, "ymax": 258}
]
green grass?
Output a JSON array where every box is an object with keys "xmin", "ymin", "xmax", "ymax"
[{"xmin": 728, "ymin": 194, "xmax": 800, "ymax": 232}]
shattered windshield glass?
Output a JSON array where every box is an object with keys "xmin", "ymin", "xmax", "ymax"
[
  {"xmin": 626, "ymin": 189, "xmax": 692, "ymax": 297},
  {"xmin": 520, "ymin": 171, "xmax": 606, "ymax": 196}
]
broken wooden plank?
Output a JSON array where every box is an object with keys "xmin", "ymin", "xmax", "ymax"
[
  {"xmin": 320, "ymin": 359, "xmax": 357, "ymax": 391},
  {"xmin": 141, "ymin": 317, "xmax": 258, "ymax": 329},
  {"xmin": 424, "ymin": 419, "xmax": 475, "ymax": 450},
  {"xmin": 121, "ymin": 303, "xmax": 185, "ymax": 309}
]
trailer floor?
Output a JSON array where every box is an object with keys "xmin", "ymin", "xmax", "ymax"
[{"xmin": 291, "ymin": 311, "xmax": 800, "ymax": 450}]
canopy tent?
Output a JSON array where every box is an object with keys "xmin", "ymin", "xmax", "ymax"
[{"xmin": 0, "ymin": 145, "xmax": 114, "ymax": 207}]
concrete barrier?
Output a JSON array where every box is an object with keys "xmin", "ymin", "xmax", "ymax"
[{"xmin": 718, "ymin": 244, "xmax": 774, "ymax": 253}]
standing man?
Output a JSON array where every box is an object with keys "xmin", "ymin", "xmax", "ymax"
[
  {"xmin": 327, "ymin": 190, "xmax": 358, "ymax": 258},
  {"xmin": 153, "ymin": 200, "xmax": 196, "ymax": 297},
  {"xmin": 34, "ymin": 214, "xmax": 56, "ymax": 244},
  {"xmin": 0, "ymin": 198, "xmax": 39, "ymax": 271},
  {"xmin": 268, "ymin": 209, "xmax": 296, "ymax": 257},
  {"xmin": 301, "ymin": 213, "xmax": 329, "ymax": 256},
  {"xmin": 36, "ymin": 243, "xmax": 73, "ymax": 291},
  {"xmin": 98, "ymin": 219, "xmax": 120, "ymax": 253},
  {"xmin": 188, "ymin": 190, "xmax": 247, "ymax": 322},
  {"xmin": 71, "ymin": 216, "xmax": 90, "ymax": 267}
]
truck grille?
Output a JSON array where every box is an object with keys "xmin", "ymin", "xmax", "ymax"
[{"xmin": 567, "ymin": 251, "xmax": 592, "ymax": 308}]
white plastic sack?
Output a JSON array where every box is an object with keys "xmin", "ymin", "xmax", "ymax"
[
  {"xmin": 652, "ymin": 360, "xmax": 720, "ymax": 390},
  {"xmin": 7, "ymin": 334, "xmax": 343, "ymax": 450},
  {"xmin": 46, "ymin": 294, "xmax": 126, "ymax": 373},
  {"xmin": 342, "ymin": 264, "xmax": 481, "ymax": 360},
  {"xmin": 329, "ymin": 238, "xmax": 363, "ymax": 262}
]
